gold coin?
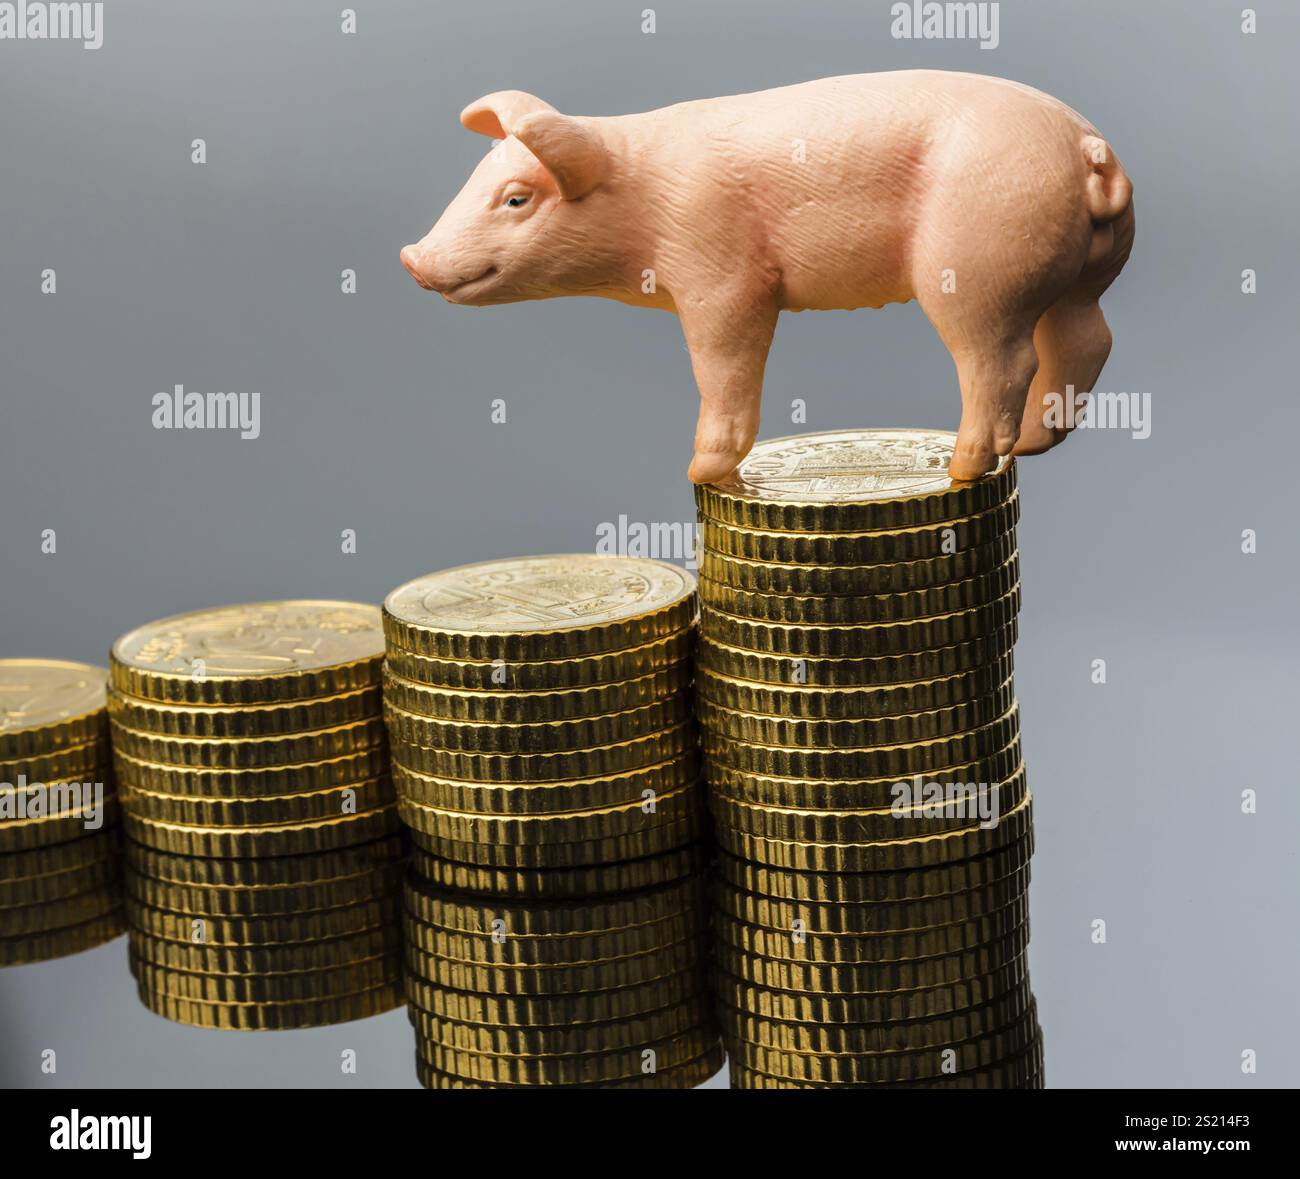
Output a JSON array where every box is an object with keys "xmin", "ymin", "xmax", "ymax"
[
  {"xmin": 706, "ymin": 736, "xmax": 1022, "ymax": 811},
  {"xmin": 0, "ymin": 827, "xmax": 121, "ymax": 883},
  {"xmin": 0, "ymin": 740, "xmax": 107, "ymax": 787},
  {"xmin": 700, "ymin": 497, "xmax": 1018, "ymax": 567},
  {"xmin": 704, "ymin": 705, "xmax": 1019, "ymax": 780},
  {"xmin": 697, "ymin": 656, "xmax": 1013, "ymax": 720},
  {"xmin": 717, "ymin": 957, "xmax": 1029, "ymax": 1025},
  {"xmin": 403, "ymin": 910, "xmax": 705, "ymax": 965},
  {"xmin": 407, "ymin": 936, "xmax": 708, "ymax": 997},
  {"xmin": 109, "ymin": 716, "xmax": 385, "ymax": 770},
  {"xmin": 0, "ymin": 659, "xmax": 107, "ymax": 760},
  {"xmin": 698, "ymin": 678, "xmax": 1015, "ymax": 749},
  {"xmin": 396, "ymin": 781, "xmax": 703, "ymax": 847},
  {"xmin": 130, "ymin": 956, "xmax": 400, "ymax": 998},
  {"xmin": 125, "ymin": 895, "xmax": 397, "ymax": 946},
  {"xmin": 404, "ymin": 967, "xmax": 708, "ymax": 1026},
  {"xmin": 136, "ymin": 982, "xmax": 401, "ymax": 1029},
  {"xmin": 123, "ymin": 833, "xmax": 406, "ymax": 888},
  {"xmin": 383, "ymin": 694, "xmax": 691, "ymax": 754},
  {"xmin": 699, "ymin": 556, "xmax": 1019, "ymax": 625},
  {"xmin": 718, "ymin": 838, "xmax": 1033, "ymax": 904},
  {"xmin": 730, "ymin": 1003, "xmax": 1038, "ymax": 1084},
  {"xmin": 122, "ymin": 807, "xmax": 400, "ymax": 858},
  {"xmin": 721, "ymin": 983, "xmax": 1034, "ymax": 1055},
  {"xmin": 710, "ymin": 766, "xmax": 1027, "ymax": 844},
  {"xmin": 383, "ymin": 556, "xmax": 696, "ymax": 662},
  {"xmin": 416, "ymin": 1026, "xmax": 719, "ymax": 1086},
  {"xmin": 393, "ymin": 753, "xmax": 699, "ymax": 817},
  {"xmin": 416, "ymin": 1043, "xmax": 725, "ymax": 1090},
  {"xmin": 382, "ymin": 663, "xmax": 690, "ymax": 723},
  {"xmin": 717, "ymin": 928, "xmax": 1029, "ymax": 995},
  {"xmin": 695, "ymin": 430, "xmax": 1016, "ymax": 532},
  {"xmin": 109, "ymin": 601, "xmax": 384, "ymax": 705},
  {"xmin": 0, "ymin": 795, "xmax": 121, "ymax": 854},
  {"xmin": 715, "ymin": 897, "xmax": 1029, "ymax": 964},
  {"xmin": 410, "ymin": 997, "xmax": 709, "ymax": 1057},
  {"xmin": 111, "ymin": 747, "xmax": 388, "ymax": 799},
  {"xmin": 392, "ymin": 722, "xmax": 696, "ymax": 783},
  {"xmin": 385, "ymin": 629, "xmax": 694, "ymax": 692},
  {"xmin": 1, "ymin": 765, "xmax": 111, "ymax": 813},
  {"xmin": 407, "ymin": 811, "xmax": 705, "ymax": 870},
  {"xmin": 2, "ymin": 886, "xmax": 122, "ymax": 937},
  {"xmin": 107, "ymin": 685, "xmax": 381, "ymax": 739},
  {"xmin": 698, "ymin": 623, "xmax": 1016, "ymax": 687},
  {"xmin": 404, "ymin": 875, "xmax": 705, "ymax": 936},
  {"xmin": 0, "ymin": 854, "xmax": 121, "ymax": 909},
  {"xmin": 129, "ymin": 924, "xmax": 401, "ymax": 974},
  {"xmin": 732, "ymin": 1034, "xmax": 1042, "ymax": 1089},
  {"xmin": 700, "ymin": 533, "xmax": 1018, "ymax": 596},
  {"xmin": 125, "ymin": 868, "xmax": 403, "ymax": 920},
  {"xmin": 716, "ymin": 792, "xmax": 1033, "ymax": 873},
  {"xmin": 409, "ymin": 843, "xmax": 709, "ymax": 900},
  {"xmin": 119, "ymin": 776, "xmax": 394, "ymax": 828},
  {"xmin": 701, "ymin": 588, "xmax": 1019, "ymax": 659},
  {"xmin": 716, "ymin": 865, "xmax": 1031, "ymax": 936},
  {"xmin": 0, "ymin": 908, "xmax": 124, "ymax": 966}
]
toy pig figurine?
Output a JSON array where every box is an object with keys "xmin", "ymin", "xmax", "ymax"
[{"xmin": 401, "ymin": 70, "xmax": 1133, "ymax": 483}]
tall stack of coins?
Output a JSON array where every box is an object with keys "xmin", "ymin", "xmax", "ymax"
[
  {"xmin": 695, "ymin": 429, "xmax": 1042, "ymax": 1089},
  {"xmin": 1, "ymin": 660, "xmax": 124, "ymax": 965},
  {"xmin": 107, "ymin": 602, "xmax": 405, "ymax": 1029},
  {"xmin": 383, "ymin": 556, "xmax": 722, "ymax": 1087}
]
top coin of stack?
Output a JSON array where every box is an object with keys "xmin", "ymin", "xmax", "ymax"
[
  {"xmin": 1, "ymin": 659, "xmax": 124, "ymax": 966},
  {"xmin": 694, "ymin": 429, "xmax": 1041, "ymax": 1088},
  {"xmin": 107, "ymin": 601, "xmax": 405, "ymax": 1029},
  {"xmin": 382, "ymin": 556, "xmax": 708, "ymax": 874}
]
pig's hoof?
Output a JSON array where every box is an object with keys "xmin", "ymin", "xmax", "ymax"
[
  {"xmin": 688, "ymin": 450, "xmax": 743, "ymax": 485},
  {"xmin": 1011, "ymin": 432, "xmax": 1063, "ymax": 457},
  {"xmin": 947, "ymin": 449, "xmax": 998, "ymax": 482}
]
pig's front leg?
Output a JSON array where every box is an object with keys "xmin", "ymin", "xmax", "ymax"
[{"xmin": 678, "ymin": 289, "xmax": 778, "ymax": 485}]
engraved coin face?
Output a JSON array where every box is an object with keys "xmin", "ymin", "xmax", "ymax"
[
  {"xmin": 717, "ymin": 430, "xmax": 1010, "ymax": 503},
  {"xmin": 385, "ymin": 556, "xmax": 695, "ymax": 635},
  {"xmin": 111, "ymin": 602, "xmax": 384, "ymax": 679},
  {"xmin": 0, "ymin": 659, "xmax": 107, "ymax": 734}
]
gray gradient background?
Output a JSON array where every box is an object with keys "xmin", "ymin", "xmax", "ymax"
[{"xmin": 1, "ymin": 0, "xmax": 1296, "ymax": 1089}]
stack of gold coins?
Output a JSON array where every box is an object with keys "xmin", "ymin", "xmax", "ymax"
[
  {"xmin": 695, "ymin": 429, "xmax": 1042, "ymax": 1089},
  {"xmin": 383, "ymin": 556, "xmax": 722, "ymax": 1087},
  {"xmin": 403, "ymin": 862, "xmax": 722, "ymax": 1089},
  {"xmin": 107, "ymin": 601, "xmax": 406, "ymax": 1029},
  {"xmin": 1, "ymin": 660, "xmax": 124, "ymax": 965}
]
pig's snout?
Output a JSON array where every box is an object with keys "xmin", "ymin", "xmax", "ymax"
[{"xmin": 400, "ymin": 244, "xmax": 436, "ymax": 290}]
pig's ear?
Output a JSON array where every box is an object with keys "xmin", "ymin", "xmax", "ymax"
[
  {"xmin": 512, "ymin": 111, "xmax": 607, "ymax": 200},
  {"xmin": 460, "ymin": 91, "xmax": 556, "ymax": 140}
]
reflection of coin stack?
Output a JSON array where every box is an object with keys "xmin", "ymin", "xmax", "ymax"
[
  {"xmin": 1, "ymin": 660, "xmax": 124, "ymax": 965},
  {"xmin": 383, "ymin": 556, "xmax": 724, "ymax": 1087},
  {"xmin": 695, "ymin": 430, "xmax": 1042, "ymax": 1088},
  {"xmin": 107, "ymin": 601, "xmax": 406, "ymax": 1029}
]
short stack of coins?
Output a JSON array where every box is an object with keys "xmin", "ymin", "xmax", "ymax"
[
  {"xmin": 695, "ymin": 429, "xmax": 1042, "ymax": 1089},
  {"xmin": 1, "ymin": 660, "xmax": 124, "ymax": 965},
  {"xmin": 107, "ymin": 601, "xmax": 406, "ymax": 1030},
  {"xmin": 383, "ymin": 555, "xmax": 723, "ymax": 1087}
]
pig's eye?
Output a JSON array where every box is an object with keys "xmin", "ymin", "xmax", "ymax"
[{"xmin": 504, "ymin": 194, "xmax": 529, "ymax": 209}]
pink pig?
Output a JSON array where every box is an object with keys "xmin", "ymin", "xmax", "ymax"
[{"xmin": 401, "ymin": 70, "xmax": 1134, "ymax": 483}]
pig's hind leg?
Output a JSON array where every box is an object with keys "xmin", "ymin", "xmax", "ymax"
[
  {"xmin": 945, "ymin": 330, "xmax": 1042, "ymax": 481},
  {"xmin": 1014, "ymin": 204, "xmax": 1134, "ymax": 455},
  {"xmin": 915, "ymin": 281, "xmax": 1043, "ymax": 482},
  {"xmin": 911, "ymin": 149, "xmax": 1097, "ymax": 479},
  {"xmin": 1012, "ymin": 294, "xmax": 1112, "ymax": 455}
]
